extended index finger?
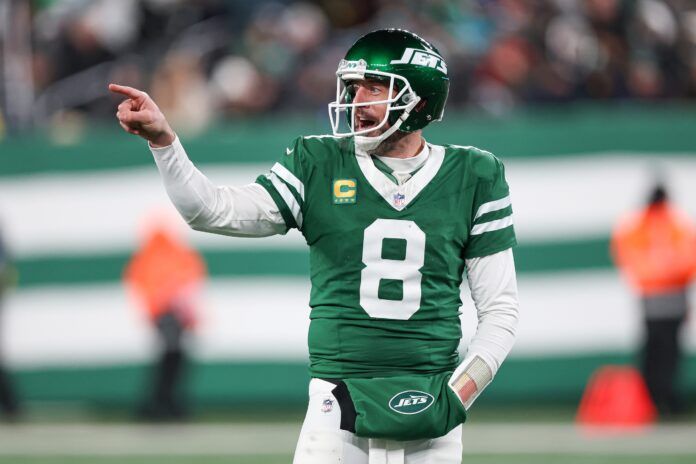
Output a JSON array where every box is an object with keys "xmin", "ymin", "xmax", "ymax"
[{"xmin": 108, "ymin": 83, "xmax": 145, "ymax": 100}]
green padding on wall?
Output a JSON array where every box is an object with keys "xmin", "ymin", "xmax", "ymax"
[
  {"xmin": 191, "ymin": 361, "xmax": 310, "ymax": 406},
  {"xmin": 15, "ymin": 237, "xmax": 611, "ymax": 288},
  {"xmin": 15, "ymin": 249, "xmax": 311, "ymax": 288},
  {"xmin": 513, "ymin": 237, "xmax": 612, "ymax": 273},
  {"xmin": 14, "ymin": 361, "xmax": 310, "ymax": 407},
  {"xmin": 482, "ymin": 354, "xmax": 632, "ymax": 403},
  {"xmin": 12, "ymin": 354, "xmax": 696, "ymax": 408},
  {"xmin": 14, "ymin": 364, "xmax": 150, "ymax": 405},
  {"xmin": 2, "ymin": 105, "xmax": 695, "ymax": 176}
]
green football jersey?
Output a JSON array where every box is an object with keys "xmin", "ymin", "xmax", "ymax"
[{"xmin": 256, "ymin": 135, "xmax": 516, "ymax": 379}]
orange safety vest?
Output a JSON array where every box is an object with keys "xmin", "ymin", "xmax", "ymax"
[
  {"xmin": 124, "ymin": 227, "xmax": 206, "ymax": 326},
  {"xmin": 611, "ymin": 202, "xmax": 696, "ymax": 296}
]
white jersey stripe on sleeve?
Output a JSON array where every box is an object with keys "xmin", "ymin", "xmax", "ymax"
[
  {"xmin": 271, "ymin": 163, "xmax": 305, "ymax": 200},
  {"xmin": 471, "ymin": 215, "xmax": 513, "ymax": 236},
  {"xmin": 269, "ymin": 172, "xmax": 303, "ymax": 228},
  {"xmin": 474, "ymin": 195, "xmax": 511, "ymax": 220}
]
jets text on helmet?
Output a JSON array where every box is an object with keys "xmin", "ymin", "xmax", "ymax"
[{"xmin": 390, "ymin": 48, "xmax": 447, "ymax": 74}]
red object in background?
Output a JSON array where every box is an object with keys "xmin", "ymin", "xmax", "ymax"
[{"xmin": 577, "ymin": 365, "xmax": 657, "ymax": 427}]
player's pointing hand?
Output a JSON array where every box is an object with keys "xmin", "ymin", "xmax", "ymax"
[{"xmin": 109, "ymin": 83, "xmax": 176, "ymax": 148}]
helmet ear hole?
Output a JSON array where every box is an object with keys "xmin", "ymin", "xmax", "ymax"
[{"xmin": 414, "ymin": 98, "xmax": 427, "ymax": 113}]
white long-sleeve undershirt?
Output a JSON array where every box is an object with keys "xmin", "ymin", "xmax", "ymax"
[
  {"xmin": 150, "ymin": 137, "xmax": 519, "ymax": 404},
  {"xmin": 150, "ymin": 137, "xmax": 287, "ymax": 237},
  {"xmin": 464, "ymin": 248, "xmax": 519, "ymax": 374}
]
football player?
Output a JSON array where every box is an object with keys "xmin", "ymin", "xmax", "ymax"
[{"xmin": 111, "ymin": 28, "xmax": 519, "ymax": 464}]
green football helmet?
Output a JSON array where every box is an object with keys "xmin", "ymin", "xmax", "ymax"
[{"xmin": 328, "ymin": 29, "xmax": 449, "ymax": 150}]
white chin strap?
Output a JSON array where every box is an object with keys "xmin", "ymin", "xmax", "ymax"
[{"xmin": 354, "ymin": 96, "xmax": 420, "ymax": 153}]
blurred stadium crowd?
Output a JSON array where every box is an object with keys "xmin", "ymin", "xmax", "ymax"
[{"xmin": 2, "ymin": 0, "xmax": 696, "ymax": 136}]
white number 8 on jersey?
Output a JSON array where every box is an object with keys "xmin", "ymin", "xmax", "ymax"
[{"xmin": 360, "ymin": 219, "xmax": 426, "ymax": 320}]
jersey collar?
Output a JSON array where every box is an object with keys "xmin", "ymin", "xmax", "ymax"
[{"xmin": 354, "ymin": 140, "xmax": 445, "ymax": 211}]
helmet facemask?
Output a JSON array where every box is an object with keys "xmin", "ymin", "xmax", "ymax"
[{"xmin": 328, "ymin": 59, "xmax": 421, "ymax": 152}]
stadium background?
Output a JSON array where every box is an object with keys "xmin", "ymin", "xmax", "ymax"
[{"xmin": 1, "ymin": 0, "xmax": 696, "ymax": 462}]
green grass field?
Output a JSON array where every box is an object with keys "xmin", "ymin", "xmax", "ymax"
[
  {"xmin": 1, "ymin": 455, "xmax": 695, "ymax": 464},
  {"xmin": 1, "ymin": 421, "xmax": 695, "ymax": 464}
]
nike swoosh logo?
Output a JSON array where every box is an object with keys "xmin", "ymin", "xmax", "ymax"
[{"xmin": 286, "ymin": 148, "xmax": 294, "ymax": 156}]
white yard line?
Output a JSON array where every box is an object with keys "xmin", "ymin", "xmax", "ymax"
[{"xmin": 0, "ymin": 423, "xmax": 694, "ymax": 456}]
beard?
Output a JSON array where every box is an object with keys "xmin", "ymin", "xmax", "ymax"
[{"xmin": 367, "ymin": 128, "xmax": 409, "ymax": 156}]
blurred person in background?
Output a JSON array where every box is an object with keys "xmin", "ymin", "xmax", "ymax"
[
  {"xmin": 611, "ymin": 182, "xmax": 696, "ymax": 417},
  {"xmin": 110, "ymin": 27, "xmax": 519, "ymax": 464},
  {"xmin": 0, "ymin": 225, "xmax": 20, "ymax": 420},
  {"xmin": 124, "ymin": 221, "xmax": 206, "ymax": 420}
]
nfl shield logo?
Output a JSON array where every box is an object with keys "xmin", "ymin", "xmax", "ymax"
[
  {"xmin": 393, "ymin": 192, "xmax": 406, "ymax": 207},
  {"xmin": 321, "ymin": 398, "xmax": 334, "ymax": 413}
]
